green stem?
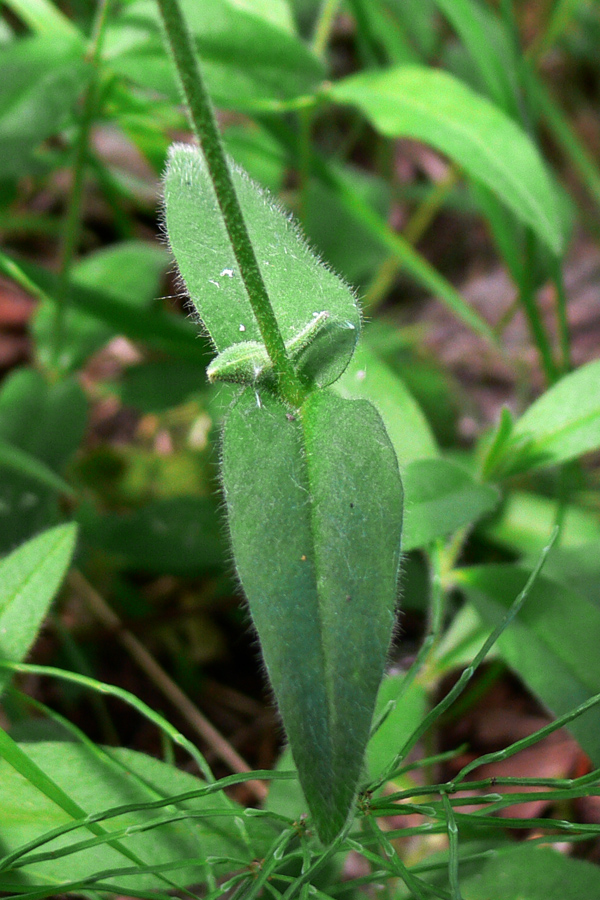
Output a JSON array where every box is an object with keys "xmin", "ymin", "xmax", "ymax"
[
  {"xmin": 529, "ymin": 0, "xmax": 581, "ymax": 60},
  {"xmin": 312, "ymin": 0, "xmax": 341, "ymax": 58},
  {"xmin": 363, "ymin": 164, "xmax": 460, "ymax": 312},
  {"xmin": 52, "ymin": 0, "xmax": 113, "ymax": 373},
  {"xmin": 519, "ymin": 232, "xmax": 559, "ymax": 384},
  {"xmin": 0, "ymin": 251, "xmax": 53, "ymax": 306},
  {"xmin": 156, "ymin": 0, "xmax": 305, "ymax": 409},
  {"xmin": 552, "ymin": 258, "xmax": 571, "ymax": 373},
  {"xmin": 441, "ymin": 793, "xmax": 462, "ymax": 900},
  {"xmin": 532, "ymin": 74, "xmax": 600, "ymax": 212}
]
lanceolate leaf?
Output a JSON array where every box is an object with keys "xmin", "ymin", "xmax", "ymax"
[
  {"xmin": 222, "ymin": 389, "xmax": 403, "ymax": 841},
  {"xmin": 108, "ymin": 0, "xmax": 324, "ymax": 111},
  {"xmin": 0, "ymin": 740, "xmax": 275, "ymax": 889},
  {"xmin": 335, "ymin": 343, "xmax": 438, "ymax": 468},
  {"xmin": 328, "ymin": 66, "xmax": 563, "ymax": 254},
  {"xmin": 492, "ymin": 358, "xmax": 600, "ymax": 475},
  {"xmin": 0, "ymin": 523, "xmax": 77, "ymax": 697},
  {"xmin": 460, "ymin": 564, "xmax": 600, "ymax": 764},
  {"xmin": 164, "ymin": 144, "xmax": 360, "ymax": 388},
  {"xmin": 402, "ymin": 459, "xmax": 499, "ymax": 550},
  {"xmin": 461, "ymin": 843, "xmax": 600, "ymax": 900}
]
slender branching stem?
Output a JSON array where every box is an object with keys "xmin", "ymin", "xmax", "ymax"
[{"xmin": 156, "ymin": 0, "xmax": 305, "ymax": 408}]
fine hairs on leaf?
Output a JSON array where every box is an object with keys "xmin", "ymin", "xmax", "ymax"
[
  {"xmin": 158, "ymin": 0, "xmax": 403, "ymax": 844},
  {"xmin": 4, "ymin": 0, "xmax": 600, "ymax": 897}
]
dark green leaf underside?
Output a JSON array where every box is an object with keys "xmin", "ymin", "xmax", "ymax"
[{"xmin": 222, "ymin": 389, "xmax": 403, "ymax": 841}]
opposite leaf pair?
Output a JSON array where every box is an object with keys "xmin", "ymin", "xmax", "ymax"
[{"xmin": 164, "ymin": 144, "xmax": 404, "ymax": 842}]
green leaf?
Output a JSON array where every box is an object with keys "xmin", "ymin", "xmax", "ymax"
[
  {"xmin": 14, "ymin": 256, "xmax": 209, "ymax": 366},
  {"xmin": 33, "ymin": 241, "xmax": 170, "ymax": 372},
  {"xmin": 346, "ymin": 0, "xmax": 420, "ymax": 67},
  {"xmin": 460, "ymin": 564, "xmax": 600, "ymax": 765},
  {"xmin": 302, "ymin": 163, "xmax": 391, "ymax": 287},
  {"xmin": 541, "ymin": 544, "xmax": 600, "ymax": 610},
  {"xmin": 482, "ymin": 490, "xmax": 600, "ymax": 557},
  {"xmin": 107, "ymin": 0, "xmax": 323, "ymax": 111},
  {"xmin": 82, "ymin": 497, "xmax": 226, "ymax": 576},
  {"xmin": 0, "ymin": 740, "xmax": 275, "ymax": 890},
  {"xmin": 492, "ymin": 359, "xmax": 600, "ymax": 475},
  {"xmin": 328, "ymin": 66, "xmax": 564, "ymax": 254},
  {"xmin": 335, "ymin": 343, "xmax": 438, "ymax": 468},
  {"xmin": 164, "ymin": 144, "xmax": 360, "ymax": 388},
  {"xmin": 0, "ymin": 524, "xmax": 77, "ymax": 697},
  {"xmin": 432, "ymin": 0, "xmax": 520, "ymax": 115},
  {"xmin": 116, "ymin": 359, "xmax": 208, "ymax": 413},
  {"xmin": 0, "ymin": 36, "xmax": 87, "ymax": 178},
  {"xmin": 224, "ymin": 123, "xmax": 287, "ymax": 193},
  {"xmin": 462, "ymin": 843, "xmax": 600, "ymax": 899},
  {"xmin": 402, "ymin": 459, "xmax": 499, "ymax": 551},
  {"xmin": 222, "ymin": 389, "xmax": 403, "ymax": 842},
  {"xmin": 0, "ymin": 370, "xmax": 87, "ymax": 553},
  {"xmin": 367, "ymin": 673, "xmax": 427, "ymax": 781},
  {"xmin": 532, "ymin": 72, "xmax": 600, "ymax": 213},
  {"xmin": 0, "ymin": 440, "xmax": 74, "ymax": 498},
  {"xmin": 2, "ymin": 0, "xmax": 81, "ymax": 39},
  {"xmin": 261, "ymin": 119, "xmax": 496, "ymax": 343}
]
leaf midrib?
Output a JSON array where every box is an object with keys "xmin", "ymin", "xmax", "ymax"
[{"xmin": 299, "ymin": 408, "xmax": 337, "ymax": 770}]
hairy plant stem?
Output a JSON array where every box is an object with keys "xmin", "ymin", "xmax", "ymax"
[
  {"xmin": 156, "ymin": 0, "xmax": 305, "ymax": 409},
  {"xmin": 52, "ymin": 0, "xmax": 112, "ymax": 375}
]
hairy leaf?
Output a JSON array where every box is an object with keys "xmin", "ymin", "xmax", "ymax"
[
  {"xmin": 222, "ymin": 389, "xmax": 403, "ymax": 841},
  {"xmin": 164, "ymin": 144, "xmax": 360, "ymax": 387}
]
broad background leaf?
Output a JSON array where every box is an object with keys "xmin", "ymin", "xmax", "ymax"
[
  {"xmin": 82, "ymin": 497, "xmax": 225, "ymax": 575},
  {"xmin": 495, "ymin": 359, "xmax": 600, "ymax": 475},
  {"xmin": 482, "ymin": 490, "xmax": 600, "ymax": 556},
  {"xmin": 107, "ymin": 0, "xmax": 324, "ymax": 111},
  {"xmin": 460, "ymin": 564, "xmax": 600, "ymax": 764},
  {"xmin": 0, "ymin": 741, "xmax": 276, "ymax": 889},
  {"xmin": 402, "ymin": 459, "xmax": 499, "ymax": 550},
  {"xmin": 33, "ymin": 241, "xmax": 170, "ymax": 372},
  {"xmin": 462, "ymin": 843, "xmax": 600, "ymax": 899},
  {"xmin": 329, "ymin": 66, "xmax": 564, "ymax": 254},
  {"xmin": 0, "ymin": 36, "xmax": 86, "ymax": 177},
  {"xmin": 0, "ymin": 370, "xmax": 86, "ymax": 553},
  {"xmin": 335, "ymin": 343, "xmax": 437, "ymax": 468}
]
